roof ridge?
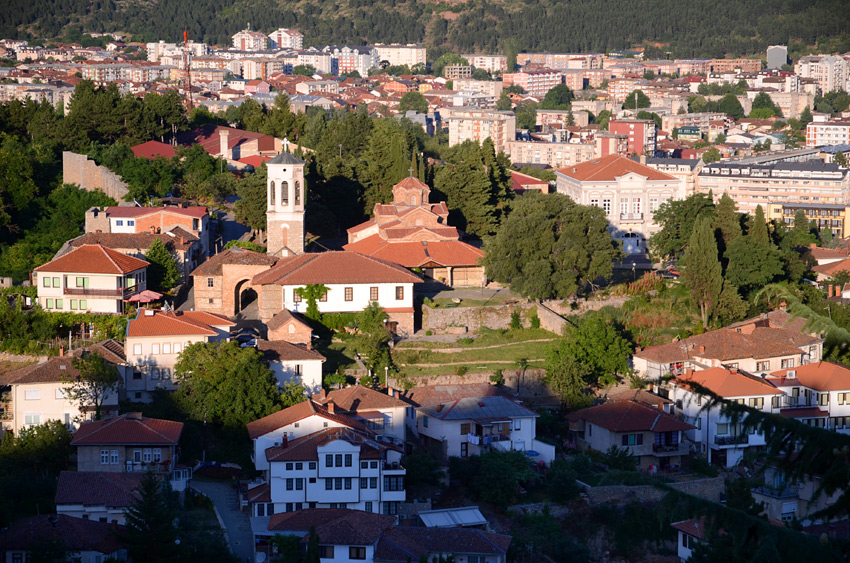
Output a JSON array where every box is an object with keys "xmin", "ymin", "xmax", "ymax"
[
  {"xmin": 474, "ymin": 528, "xmax": 508, "ymax": 554},
  {"xmin": 136, "ymin": 417, "xmax": 179, "ymax": 443}
]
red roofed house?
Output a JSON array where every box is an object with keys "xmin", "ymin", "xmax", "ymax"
[
  {"xmin": 55, "ymin": 470, "xmax": 144, "ymax": 525},
  {"xmin": 257, "ymin": 339, "xmax": 326, "ymax": 394},
  {"xmin": 33, "ymin": 244, "xmax": 149, "ymax": 314},
  {"xmin": 509, "ymin": 170, "xmax": 550, "ymax": 194},
  {"xmin": 124, "ymin": 308, "xmax": 234, "ymax": 402},
  {"xmin": 766, "ymin": 361, "xmax": 850, "ymax": 431},
  {"xmin": 343, "ymin": 177, "xmax": 485, "ymax": 287},
  {"xmin": 176, "ymin": 124, "xmax": 283, "ymax": 163},
  {"xmin": 85, "ymin": 204, "xmax": 212, "ymax": 256},
  {"xmin": 0, "ymin": 515, "xmax": 129, "ymax": 563},
  {"xmin": 252, "ymin": 251, "xmax": 421, "ymax": 336},
  {"xmin": 568, "ymin": 400, "xmax": 694, "ymax": 470},
  {"xmin": 191, "ymin": 247, "xmax": 279, "ymax": 317},
  {"xmin": 71, "ymin": 412, "xmax": 190, "ymax": 490},
  {"xmin": 556, "ymin": 154, "xmax": 684, "ymax": 254},
  {"xmin": 130, "ymin": 140, "xmax": 177, "ymax": 160},
  {"xmin": 672, "ymin": 518, "xmax": 705, "ymax": 561}
]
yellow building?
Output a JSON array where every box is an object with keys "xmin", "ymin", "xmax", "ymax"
[{"xmin": 766, "ymin": 202, "xmax": 850, "ymax": 238}]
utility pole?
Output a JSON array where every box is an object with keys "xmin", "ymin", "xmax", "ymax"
[{"xmin": 182, "ymin": 30, "xmax": 194, "ymax": 112}]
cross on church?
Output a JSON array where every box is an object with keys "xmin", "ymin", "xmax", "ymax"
[
  {"xmin": 409, "ymin": 167, "xmax": 414, "ymax": 176},
  {"xmin": 283, "ymin": 137, "xmax": 290, "ymax": 153}
]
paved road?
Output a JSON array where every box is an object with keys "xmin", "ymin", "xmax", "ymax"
[{"xmin": 191, "ymin": 479, "xmax": 254, "ymax": 563}]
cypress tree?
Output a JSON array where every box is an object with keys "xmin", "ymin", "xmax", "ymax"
[
  {"xmin": 121, "ymin": 473, "xmax": 180, "ymax": 563},
  {"xmin": 750, "ymin": 204, "xmax": 769, "ymax": 244},
  {"xmin": 683, "ymin": 216, "xmax": 723, "ymax": 329}
]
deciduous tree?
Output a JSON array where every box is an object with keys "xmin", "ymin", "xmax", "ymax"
[
  {"xmin": 145, "ymin": 238, "xmax": 179, "ymax": 293},
  {"xmin": 67, "ymin": 351, "xmax": 120, "ymax": 421}
]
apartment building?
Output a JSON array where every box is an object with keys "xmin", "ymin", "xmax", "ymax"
[
  {"xmin": 446, "ymin": 108, "xmax": 517, "ymax": 154},
  {"xmin": 371, "ymin": 44, "xmax": 426, "ymax": 68},
  {"xmin": 506, "ymin": 132, "xmax": 627, "ymax": 169},
  {"xmin": 443, "ymin": 65, "xmax": 472, "ymax": 79},
  {"xmin": 516, "ymin": 52, "xmax": 603, "ymax": 70},
  {"xmin": 232, "ymin": 28, "xmax": 270, "ymax": 52},
  {"xmin": 462, "ymin": 54, "xmax": 507, "ymax": 74},
  {"xmin": 709, "ymin": 58, "xmax": 763, "ymax": 74},
  {"xmin": 33, "ymin": 245, "xmax": 148, "ymax": 315},
  {"xmin": 556, "ymin": 155, "xmax": 682, "ymax": 254},
  {"xmin": 696, "ymin": 161, "xmax": 850, "ymax": 212},
  {"xmin": 452, "ymin": 78, "xmax": 503, "ymax": 97},
  {"xmin": 662, "ymin": 112, "xmax": 728, "ymax": 134},
  {"xmin": 502, "ymin": 69, "xmax": 563, "ymax": 98},
  {"xmin": 608, "ymin": 119, "xmax": 657, "ymax": 156},
  {"xmin": 766, "ymin": 202, "xmax": 850, "ymax": 238},
  {"xmin": 268, "ymin": 29, "xmax": 303, "ymax": 50},
  {"xmin": 325, "ymin": 46, "xmax": 379, "ymax": 77},
  {"xmin": 795, "ymin": 55, "xmax": 850, "ymax": 93},
  {"xmin": 806, "ymin": 118, "xmax": 850, "ymax": 147}
]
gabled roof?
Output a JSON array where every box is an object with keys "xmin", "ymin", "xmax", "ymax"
[
  {"xmin": 671, "ymin": 518, "xmax": 707, "ymax": 540},
  {"xmin": 251, "ymin": 251, "xmax": 421, "ymax": 286},
  {"xmin": 556, "ymin": 154, "xmax": 675, "ymax": 182},
  {"xmin": 191, "ymin": 247, "xmax": 278, "ymax": 276},
  {"xmin": 266, "ymin": 309, "xmax": 312, "ymax": 332},
  {"xmin": 55, "ymin": 471, "xmax": 143, "ymax": 508},
  {"xmin": 675, "ymin": 368, "xmax": 784, "ymax": 398},
  {"xmin": 131, "ymin": 140, "xmax": 177, "ymax": 160},
  {"xmin": 265, "ymin": 426, "xmax": 389, "ymax": 462},
  {"xmin": 126, "ymin": 309, "xmax": 233, "ymax": 338},
  {"xmin": 246, "ymin": 399, "xmax": 366, "ymax": 439},
  {"xmin": 568, "ymin": 400, "xmax": 694, "ymax": 433},
  {"xmin": 257, "ymin": 339, "xmax": 326, "ymax": 362},
  {"xmin": 400, "ymin": 383, "xmax": 511, "ymax": 407},
  {"xmin": 0, "ymin": 515, "xmax": 127, "ymax": 554},
  {"xmin": 70, "ymin": 231, "xmax": 197, "ymax": 253},
  {"xmin": 769, "ymin": 361, "xmax": 850, "ymax": 391},
  {"xmin": 0, "ymin": 341, "xmax": 125, "ymax": 385},
  {"xmin": 97, "ymin": 205, "xmax": 208, "ymax": 219},
  {"xmin": 269, "ymin": 509, "xmax": 396, "ymax": 545},
  {"xmin": 313, "ymin": 385, "xmax": 409, "ymax": 411},
  {"xmin": 375, "ymin": 527, "xmax": 511, "ymax": 562},
  {"xmin": 267, "ymin": 152, "xmax": 305, "ymax": 165},
  {"xmin": 343, "ymin": 236, "xmax": 484, "ymax": 268},
  {"xmin": 420, "ymin": 395, "xmax": 538, "ymax": 422},
  {"xmin": 34, "ymin": 244, "xmax": 149, "ymax": 274},
  {"xmin": 813, "ymin": 258, "xmax": 850, "ymax": 276},
  {"xmin": 71, "ymin": 413, "xmax": 183, "ymax": 446}
]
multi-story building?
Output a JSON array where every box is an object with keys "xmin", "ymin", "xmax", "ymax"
[
  {"xmin": 124, "ymin": 309, "xmax": 233, "ymax": 402},
  {"xmin": 507, "ymin": 139, "xmax": 597, "ymax": 169},
  {"xmin": 371, "ymin": 44, "xmax": 426, "ymax": 68},
  {"xmin": 638, "ymin": 157, "xmax": 703, "ymax": 198},
  {"xmin": 766, "ymin": 202, "xmax": 850, "ymax": 238},
  {"xmin": 806, "ymin": 117, "xmax": 850, "ymax": 147},
  {"xmin": 795, "ymin": 55, "xmax": 850, "ymax": 93},
  {"xmin": 446, "ymin": 108, "xmax": 516, "ymax": 154},
  {"xmin": 696, "ymin": 161, "xmax": 850, "ymax": 213},
  {"xmin": 662, "ymin": 112, "xmax": 728, "ymax": 134},
  {"xmin": 766, "ymin": 45, "xmax": 788, "ymax": 70},
  {"xmin": 516, "ymin": 52, "xmax": 603, "ymax": 70},
  {"xmin": 608, "ymin": 119, "xmax": 657, "ymax": 156},
  {"xmin": 452, "ymin": 78, "xmax": 503, "ymax": 97},
  {"xmin": 232, "ymin": 28, "xmax": 270, "ymax": 52},
  {"xmin": 443, "ymin": 65, "xmax": 472, "ymax": 79},
  {"xmin": 324, "ymin": 46, "xmax": 378, "ymax": 77},
  {"xmin": 268, "ymin": 29, "xmax": 303, "ymax": 50},
  {"xmin": 297, "ymin": 49, "xmax": 334, "ymax": 74},
  {"xmin": 462, "ymin": 54, "xmax": 507, "ymax": 74},
  {"xmin": 556, "ymin": 155, "xmax": 683, "ymax": 253},
  {"xmin": 84, "ymin": 205, "xmax": 212, "ymax": 256},
  {"xmin": 33, "ymin": 244, "xmax": 148, "ymax": 315},
  {"xmin": 502, "ymin": 69, "xmax": 563, "ymax": 98},
  {"xmin": 709, "ymin": 58, "xmax": 763, "ymax": 74}
]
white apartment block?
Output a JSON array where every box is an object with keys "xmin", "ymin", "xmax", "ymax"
[
  {"xmin": 502, "ymin": 70, "xmax": 564, "ymax": 98},
  {"xmin": 795, "ymin": 55, "xmax": 850, "ymax": 93},
  {"xmin": 297, "ymin": 50, "xmax": 334, "ymax": 74},
  {"xmin": 506, "ymin": 139, "xmax": 597, "ymax": 169},
  {"xmin": 269, "ymin": 29, "xmax": 304, "ymax": 50},
  {"xmin": 232, "ymin": 29, "xmax": 270, "ymax": 52},
  {"xmin": 446, "ymin": 108, "xmax": 517, "ymax": 154},
  {"xmin": 452, "ymin": 78, "xmax": 503, "ymax": 97},
  {"xmin": 806, "ymin": 118, "xmax": 850, "ymax": 148},
  {"xmin": 371, "ymin": 44, "xmax": 426, "ymax": 68},
  {"xmin": 462, "ymin": 54, "xmax": 508, "ymax": 74}
]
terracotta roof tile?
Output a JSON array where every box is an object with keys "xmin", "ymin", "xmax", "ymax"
[
  {"xmin": 265, "ymin": 309, "xmax": 311, "ymax": 332},
  {"xmin": 0, "ymin": 515, "xmax": 127, "ymax": 554},
  {"xmin": 191, "ymin": 247, "xmax": 277, "ymax": 276},
  {"xmin": 246, "ymin": 400, "xmax": 366, "ymax": 439},
  {"xmin": 246, "ymin": 482, "xmax": 270, "ymax": 503},
  {"xmin": 251, "ymin": 251, "xmax": 421, "ymax": 286},
  {"xmin": 779, "ymin": 406, "xmax": 829, "ymax": 418},
  {"xmin": 257, "ymin": 339, "xmax": 325, "ymax": 362},
  {"xmin": 268, "ymin": 508, "xmax": 396, "ymax": 545},
  {"xmin": 375, "ymin": 527, "xmax": 511, "ymax": 562},
  {"xmin": 126, "ymin": 309, "xmax": 231, "ymax": 337},
  {"xmin": 343, "ymin": 236, "xmax": 483, "ymax": 268},
  {"xmin": 0, "ymin": 341, "xmax": 125, "ymax": 385},
  {"xmin": 34, "ymin": 244, "xmax": 149, "ymax": 274},
  {"xmin": 312, "ymin": 385, "xmax": 409, "ymax": 411},
  {"xmin": 71, "ymin": 413, "xmax": 183, "ymax": 446},
  {"xmin": 568, "ymin": 400, "xmax": 694, "ymax": 433},
  {"xmin": 675, "ymin": 367, "xmax": 784, "ymax": 398},
  {"xmin": 131, "ymin": 140, "xmax": 177, "ymax": 160},
  {"xmin": 70, "ymin": 231, "xmax": 195, "ymax": 253},
  {"xmin": 556, "ymin": 154, "xmax": 675, "ymax": 182},
  {"xmin": 55, "ymin": 471, "xmax": 143, "ymax": 508},
  {"xmin": 768, "ymin": 361, "xmax": 850, "ymax": 391},
  {"xmin": 400, "ymin": 383, "xmax": 510, "ymax": 408},
  {"xmin": 671, "ymin": 518, "xmax": 707, "ymax": 540},
  {"xmin": 265, "ymin": 426, "xmax": 389, "ymax": 462},
  {"xmin": 98, "ymin": 205, "xmax": 208, "ymax": 219},
  {"xmin": 813, "ymin": 258, "xmax": 850, "ymax": 276}
]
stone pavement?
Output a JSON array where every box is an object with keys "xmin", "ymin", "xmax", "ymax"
[{"xmin": 191, "ymin": 479, "xmax": 254, "ymax": 563}]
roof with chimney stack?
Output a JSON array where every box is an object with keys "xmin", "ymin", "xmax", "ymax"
[
  {"xmin": 246, "ymin": 399, "xmax": 367, "ymax": 439},
  {"xmin": 34, "ymin": 244, "xmax": 149, "ymax": 274},
  {"xmin": 0, "ymin": 340, "xmax": 125, "ymax": 385},
  {"xmin": 312, "ymin": 385, "xmax": 410, "ymax": 411},
  {"xmin": 71, "ymin": 413, "xmax": 183, "ymax": 446},
  {"xmin": 68, "ymin": 231, "xmax": 197, "ymax": 254},
  {"xmin": 568, "ymin": 400, "xmax": 694, "ymax": 433},
  {"xmin": 0, "ymin": 515, "xmax": 128, "ymax": 555}
]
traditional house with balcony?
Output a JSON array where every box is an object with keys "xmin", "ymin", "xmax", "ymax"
[
  {"xmin": 765, "ymin": 361, "xmax": 850, "ymax": 432},
  {"xmin": 33, "ymin": 244, "xmax": 149, "ymax": 314},
  {"xmin": 633, "ymin": 310, "xmax": 823, "ymax": 381},
  {"xmin": 70, "ymin": 412, "xmax": 190, "ymax": 491},
  {"xmin": 257, "ymin": 340, "xmax": 326, "ymax": 395},
  {"xmin": 751, "ymin": 465, "xmax": 844, "ymax": 525},
  {"xmin": 568, "ymin": 400, "xmax": 694, "ymax": 470},
  {"xmin": 311, "ymin": 385, "xmax": 410, "ymax": 446},
  {"xmin": 54, "ymin": 471, "xmax": 144, "ymax": 525},
  {"xmin": 0, "ymin": 341, "xmax": 126, "ymax": 435},
  {"xmin": 660, "ymin": 367, "xmax": 785, "ymax": 467},
  {"xmin": 124, "ymin": 308, "xmax": 234, "ymax": 402},
  {"xmin": 85, "ymin": 205, "xmax": 212, "ymax": 256}
]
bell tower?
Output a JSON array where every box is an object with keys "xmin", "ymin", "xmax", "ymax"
[{"xmin": 266, "ymin": 152, "xmax": 306, "ymax": 256}]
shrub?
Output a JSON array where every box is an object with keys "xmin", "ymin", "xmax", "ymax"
[
  {"xmin": 547, "ymin": 459, "xmax": 580, "ymax": 503},
  {"xmin": 458, "ymin": 337, "xmax": 474, "ymax": 345},
  {"xmin": 490, "ymin": 369, "xmax": 504, "ymax": 384},
  {"xmin": 455, "ymin": 365, "xmax": 469, "ymax": 376},
  {"xmin": 423, "ymin": 297, "xmax": 436, "ymax": 308},
  {"xmin": 425, "ymin": 330, "xmax": 433, "ymax": 336},
  {"xmin": 223, "ymin": 240, "xmax": 266, "ymax": 253},
  {"xmin": 526, "ymin": 305, "xmax": 541, "ymax": 329},
  {"xmin": 509, "ymin": 311, "xmax": 522, "ymax": 330},
  {"xmin": 604, "ymin": 446, "xmax": 637, "ymax": 471},
  {"xmin": 530, "ymin": 314, "xmax": 541, "ymax": 329}
]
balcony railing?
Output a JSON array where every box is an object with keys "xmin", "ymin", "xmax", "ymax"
[
  {"xmin": 65, "ymin": 285, "xmax": 139, "ymax": 298},
  {"xmin": 620, "ymin": 212, "xmax": 644, "ymax": 221},
  {"xmin": 752, "ymin": 485, "xmax": 799, "ymax": 499},
  {"xmin": 652, "ymin": 443, "xmax": 688, "ymax": 454},
  {"xmin": 714, "ymin": 435, "xmax": 748, "ymax": 446}
]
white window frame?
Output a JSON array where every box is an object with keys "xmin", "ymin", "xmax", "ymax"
[{"xmin": 24, "ymin": 389, "xmax": 41, "ymax": 401}]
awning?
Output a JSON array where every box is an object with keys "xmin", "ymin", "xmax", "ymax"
[{"xmin": 125, "ymin": 290, "xmax": 163, "ymax": 303}]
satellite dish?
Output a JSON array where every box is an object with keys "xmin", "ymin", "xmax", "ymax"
[{"xmin": 256, "ymin": 552, "xmax": 267, "ymax": 563}]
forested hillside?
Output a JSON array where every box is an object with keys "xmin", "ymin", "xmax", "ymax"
[{"xmin": 3, "ymin": 0, "xmax": 849, "ymax": 59}]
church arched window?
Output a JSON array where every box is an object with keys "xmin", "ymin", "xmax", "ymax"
[
  {"xmin": 270, "ymin": 181, "xmax": 276, "ymax": 206},
  {"xmin": 282, "ymin": 181, "xmax": 289, "ymax": 205},
  {"xmin": 295, "ymin": 181, "xmax": 301, "ymax": 206}
]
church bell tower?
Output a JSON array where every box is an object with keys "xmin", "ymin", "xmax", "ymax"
[{"xmin": 266, "ymin": 151, "xmax": 306, "ymax": 256}]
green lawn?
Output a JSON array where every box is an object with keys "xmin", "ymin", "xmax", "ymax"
[
  {"xmin": 400, "ymin": 359, "xmax": 546, "ymax": 378},
  {"xmin": 396, "ymin": 327, "xmax": 557, "ymax": 349},
  {"xmin": 315, "ymin": 338, "xmax": 359, "ymax": 373}
]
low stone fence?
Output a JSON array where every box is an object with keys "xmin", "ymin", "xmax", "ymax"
[
  {"xmin": 582, "ymin": 476, "xmax": 724, "ymax": 505},
  {"xmin": 422, "ymin": 302, "xmax": 567, "ymax": 334}
]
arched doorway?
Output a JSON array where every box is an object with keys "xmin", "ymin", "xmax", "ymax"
[{"xmin": 234, "ymin": 279, "xmax": 258, "ymax": 316}]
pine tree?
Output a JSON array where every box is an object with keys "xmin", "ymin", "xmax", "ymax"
[
  {"xmin": 750, "ymin": 204, "xmax": 769, "ymax": 244},
  {"xmin": 305, "ymin": 526, "xmax": 320, "ymax": 563},
  {"xmin": 683, "ymin": 216, "xmax": 723, "ymax": 329},
  {"xmin": 713, "ymin": 193, "xmax": 741, "ymax": 248},
  {"xmin": 122, "ymin": 473, "xmax": 180, "ymax": 563},
  {"xmin": 145, "ymin": 238, "xmax": 179, "ymax": 293}
]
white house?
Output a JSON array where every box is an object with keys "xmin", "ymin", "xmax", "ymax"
[
  {"xmin": 0, "ymin": 341, "xmax": 126, "ymax": 435},
  {"xmin": 672, "ymin": 519, "xmax": 704, "ymax": 562},
  {"xmin": 312, "ymin": 386, "xmax": 409, "ymax": 445},
  {"xmin": 253, "ymin": 251, "xmax": 422, "ymax": 336},
  {"xmin": 257, "ymin": 340, "xmax": 326, "ymax": 394},
  {"xmin": 124, "ymin": 309, "xmax": 233, "ymax": 402},
  {"xmin": 765, "ymin": 361, "xmax": 850, "ymax": 433},
  {"xmin": 33, "ymin": 244, "xmax": 149, "ymax": 314},
  {"xmin": 54, "ymin": 471, "xmax": 143, "ymax": 525}
]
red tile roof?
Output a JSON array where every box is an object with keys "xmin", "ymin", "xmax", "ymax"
[
  {"xmin": 266, "ymin": 309, "xmax": 311, "ymax": 332},
  {"xmin": 55, "ymin": 471, "xmax": 143, "ymax": 508},
  {"xmin": 343, "ymin": 236, "xmax": 484, "ymax": 268},
  {"xmin": 400, "ymin": 383, "xmax": 510, "ymax": 407},
  {"xmin": 98, "ymin": 205, "xmax": 208, "ymax": 219},
  {"xmin": 813, "ymin": 258, "xmax": 850, "ymax": 276},
  {"xmin": 675, "ymin": 368, "xmax": 783, "ymax": 398},
  {"xmin": 34, "ymin": 244, "xmax": 149, "ymax": 274},
  {"xmin": 268, "ymin": 508, "xmax": 396, "ymax": 545},
  {"xmin": 375, "ymin": 527, "xmax": 511, "ymax": 562},
  {"xmin": 257, "ymin": 339, "xmax": 326, "ymax": 362},
  {"xmin": 71, "ymin": 413, "xmax": 183, "ymax": 446},
  {"xmin": 568, "ymin": 400, "xmax": 694, "ymax": 433},
  {"xmin": 191, "ymin": 247, "xmax": 278, "ymax": 276},
  {"xmin": 176, "ymin": 124, "xmax": 276, "ymax": 156},
  {"xmin": 126, "ymin": 309, "xmax": 232, "ymax": 338},
  {"xmin": 238, "ymin": 155, "xmax": 273, "ymax": 168},
  {"xmin": 131, "ymin": 140, "xmax": 177, "ymax": 160},
  {"xmin": 0, "ymin": 515, "xmax": 127, "ymax": 554},
  {"xmin": 779, "ymin": 406, "xmax": 829, "ymax": 418},
  {"xmin": 246, "ymin": 482, "xmax": 271, "ymax": 503},
  {"xmin": 313, "ymin": 385, "xmax": 409, "ymax": 411},
  {"xmin": 393, "ymin": 176, "xmax": 430, "ymax": 191},
  {"xmin": 70, "ymin": 231, "xmax": 197, "ymax": 253},
  {"xmin": 246, "ymin": 399, "xmax": 366, "ymax": 439},
  {"xmin": 671, "ymin": 518, "xmax": 707, "ymax": 540},
  {"xmin": 769, "ymin": 361, "xmax": 850, "ymax": 391},
  {"xmin": 252, "ymin": 251, "xmax": 422, "ymax": 286},
  {"xmin": 265, "ymin": 426, "xmax": 388, "ymax": 462},
  {"xmin": 557, "ymin": 154, "xmax": 675, "ymax": 182}
]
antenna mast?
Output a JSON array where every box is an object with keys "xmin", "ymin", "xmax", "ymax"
[{"xmin": 182, "ymin": 30, "xmax": 194, "ymax": 111}]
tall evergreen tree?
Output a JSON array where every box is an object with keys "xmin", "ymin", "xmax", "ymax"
[
  {"xmin": 122, "ymin": 473, "xmax": 180, "ymax": 563},
  {"xmin": 145, "ymin": 238, "xmax": 180, "ymax": 293},
  {"xmin": 713, "ymin": 193, "xmax": 742, "ymax": 249},
  {"xmin": 749, "ymin": 204, "xmax": 769, "ymax": 244},
  {"xmin": 683, "ymin": 216, "xmax": 723, "ymax": 329},
  {"xmin": 305, "ymin": 526, "xmax": 321, "ymax": 563}
]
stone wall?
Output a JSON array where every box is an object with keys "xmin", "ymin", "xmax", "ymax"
[
  {"xmin": 405, "ymin": 368, "xmax": 560, "ymax": 406},
  {"xmin": 63, "ymin": 151, "xmax": 128, "ymax": 201},
  {"xmin": 422, "ymin": 302, "xmax": 566, "ymax": 334},
  {"xmin": 583, "ymin": 477, "xmax": 725, "ymax": 506}
]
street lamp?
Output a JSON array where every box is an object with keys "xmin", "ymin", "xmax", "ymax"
[{"xmin": 632, "ymin": 261, "xmax": 636, "ymax": 281}]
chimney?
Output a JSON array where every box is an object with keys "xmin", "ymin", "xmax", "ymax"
[
  {"xmin": 127, "ymin": 412, "xmax": 142, "ymax": 420},
  {"xmin": 640, "ymin": 154, "xmax": 647, "ymax": 165},
  {"xmin": 699, "ymin": 345, "xmax": 705, "ymax": 353},
  {"xmin": 281, "ymin": 434, "xmax": 288, "ymax": 448},
  {"xmin": 327, "ymin": 400, "xmax": 335, "ymax": 414},
  {"xmin": 318, "ymin": 389, "xmax": 327, "ymax": 400},
  {"xmin": 59, "ymin": 346, "xmax": 64, "ymax": 357},
  {"xmin": 218, "ymin": 128, "xmax": 231, "ymax": 160}
]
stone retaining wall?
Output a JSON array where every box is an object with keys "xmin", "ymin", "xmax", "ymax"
[
  {"xmin": 63, "ymin": 151, "xmax": 128, "ymax": 201},
  {"xmin": 422, "ymin": 302, "xmax": 567, "ymax": 334},
  {"xmin": 584, "ymin": 476, "xmax": 724, "ymax": 505},
  {"xmin": 405, "ymin": 368, "xmax": 560, "ymax": 405}
]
